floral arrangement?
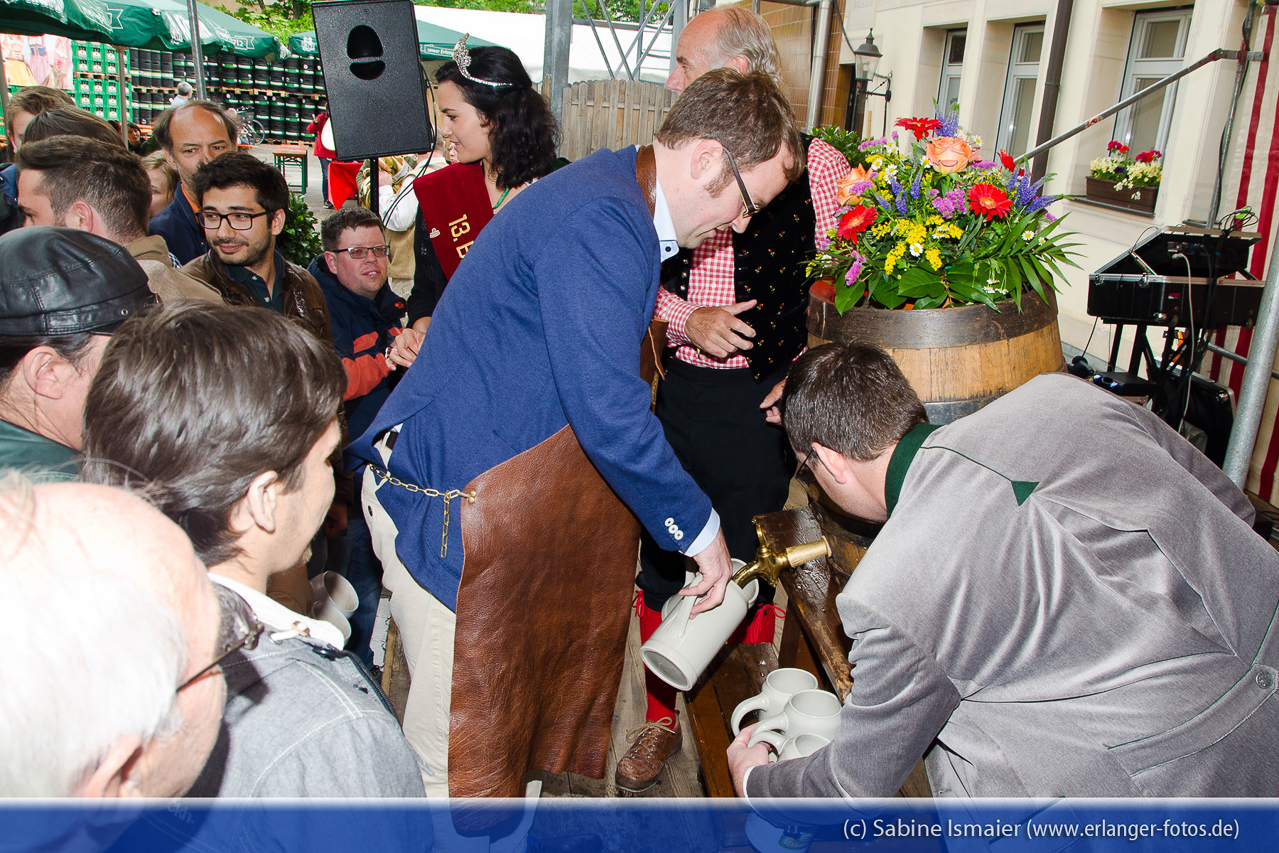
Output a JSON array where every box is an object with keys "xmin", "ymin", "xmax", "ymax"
[
  {"xmin": 1089, "ymin": 141, "xmax": 1163, "ymax": 197},
  {"xmin": 808, "ymin": 108, "xmax": 1078, "ymax": 313}
]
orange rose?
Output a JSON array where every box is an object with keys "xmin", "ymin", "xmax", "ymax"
[
  {"xmin": 835, "ymin": 165, "xmax": 872, "ymax": 205},
  {"xmin": 926, "ymin": 137, "xmax": 975, "ymax": 174}
]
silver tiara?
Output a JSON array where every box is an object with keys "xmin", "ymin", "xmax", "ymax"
[{"xmin": 452, "ymin": 34, "xmax": 512, "ymax": 88}]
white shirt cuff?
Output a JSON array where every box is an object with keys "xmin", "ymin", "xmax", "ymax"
[
  {"xmin": 741, "ymin": 765, "xmax": 756, "ymax": 801},
  {"xmin": 682, "ymin": 509, "xmax": 720, "ymax": 557}
]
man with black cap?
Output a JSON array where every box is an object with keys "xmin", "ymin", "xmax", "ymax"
[{"xmin": 0, "ymin": 227, "xmax": 155, "ymax": 479}]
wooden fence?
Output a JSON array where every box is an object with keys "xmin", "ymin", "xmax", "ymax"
[{"xmin": 555, "ymin": 79, "xmax": 677, "ymax": 161}]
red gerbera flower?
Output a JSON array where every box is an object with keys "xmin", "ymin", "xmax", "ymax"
[
  {"xmin": 1135, "ymin": 149, "xmax": 1162, "ymax": 163},
  {"xmin": 967, "ymin": 183, "xmax": 1013, "ymax": 220},
  {"xmin": 836, "ymin": 205, "xmax": 877, "ymax": 240},
  {"xmin": 895, "ymin": 117, "xmax": 943, "ymax": 140},
  {"xmin": 998, "ymin": 149, "xmax": 1023, "ymax": 174}
]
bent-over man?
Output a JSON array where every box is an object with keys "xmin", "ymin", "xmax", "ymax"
[{"xmin": 730, "ymin": 342, "xmax": 1279, "ymax": 798}]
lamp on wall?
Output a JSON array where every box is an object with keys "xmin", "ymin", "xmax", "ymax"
[{"xmin": 847, "ymin": 30, "xmax": 892, "ymax": 136}]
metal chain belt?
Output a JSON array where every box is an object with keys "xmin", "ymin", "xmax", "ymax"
[{"xmin": 369, "ymin": 465, "xmax": 476, "ymax": 559}]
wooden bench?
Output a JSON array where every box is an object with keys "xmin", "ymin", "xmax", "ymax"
[{"xmin": 273, "ymin": 143, "xmax": 310, "ymax": 195}]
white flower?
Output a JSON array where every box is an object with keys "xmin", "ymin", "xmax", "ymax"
[
  {"xmin": 909, "ymin": 243, "xmax": 923, "ymax": 257},
  {"xmin": 1022, "ymin": 230, "xmax": 1035, "ymax": 241}
]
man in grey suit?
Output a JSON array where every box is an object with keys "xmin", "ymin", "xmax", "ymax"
[{"xmin": 730, "ymin": 341, "xmax": 1279, "ymax": 798}]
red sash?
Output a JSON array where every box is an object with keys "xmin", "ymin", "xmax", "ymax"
[{"xmin": 412, "ymin": 162, "xmax": 493, "ymax": 280}]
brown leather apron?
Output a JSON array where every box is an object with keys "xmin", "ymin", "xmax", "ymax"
[{"xmin": 447, "ymin": 148, "xmax": 665, "ymax": 799}]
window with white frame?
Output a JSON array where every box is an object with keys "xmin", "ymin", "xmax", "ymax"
[
  {"xmin": 938, "ymin": 30, "xmax": 966, "ymax": 112},
  {"xmin": 1113, "ymin": 7, "xmax": 1192, "ymax": 154},
  {"xmin": 996, "ymin": 24, "xmax": 1045, "ymax": 157}
]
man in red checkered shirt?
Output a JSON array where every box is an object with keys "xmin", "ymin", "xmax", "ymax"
[{"xmin": 619, "ymin": 6, "xmax": 850, "ymax": 793}]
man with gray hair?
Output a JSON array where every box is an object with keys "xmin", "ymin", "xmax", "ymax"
[
  {"xmin": 0, "ymin": 479, "xmax": 226, "ymax": 797},
  {"xmin": 149, "ymin": 99, "xmax": 240, "ymax": 264},
  {"xmin": 624, "ymin": 5, "xmax": 851, "ymax": 792}
]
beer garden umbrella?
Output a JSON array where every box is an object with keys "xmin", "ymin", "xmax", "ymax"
[
  {"xmin": 0, "ymin": 0, "xmax": 113, "ymax": 40},
  {"xmin": 101, "ymin": 0, "xmax": 287, "ymax": 59},
  {"xmin": 287, "ymin": 19, "xmax": 495, "ymax": 61}
]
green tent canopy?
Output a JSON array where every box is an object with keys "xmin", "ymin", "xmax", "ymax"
[
  {"xmin": 288, "ymin": 20, "xmax": 495, "ymax": 61},
  {"xmin": 0, "ymin": 0, "xmax": 114, "ymax": 40},
  {"xmin": 102, "ymin": 0, "xmax": 287, "ymax": 59}
]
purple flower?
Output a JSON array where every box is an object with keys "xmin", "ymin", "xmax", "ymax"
[
  {"xmin": 928, "ymin": 188, "xmax": 941, "ymax": 198},
  {"xmin": 896, "ymin": 194, "xmax": 909, "ymax": 215},
  {"xmin": 931, "ymin": 196, "xmax": 956, "ymax": 218},
  {"xmin": 816, "ymin": 231, "xmax": 831, "ymax": 251},
  {"xmin": 972, "ymin": 160, "xmax": 996, "ymax": 170},
  {"xmin": 935, "ymin": 103, "xmax": 960, "ymax": 138},
  {"xmin": 850, "ymin": 179, "xmax": 875, "ymax": 195},
  {"xmin": 846, "ymin": 253, "xmax": 865, "ymax": 285},
  {"xmin": 1027, "ymin": 194, "xmax": 1058, "ymax": 213},
  {"xmin": 910, "ymin": 171, "xmax": 923, "ymax": 199}
]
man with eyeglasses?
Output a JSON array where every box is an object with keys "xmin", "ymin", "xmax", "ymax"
[
  {"xmin": 349, "ymin": 69, "xmax": 801, "ymax": 799},
  {"xmin": 183, "ymin": 151, "xmax": 353, "ymax": 561},
  {"xmin": 309, "ymin": 206, "xmax": 406, "ymax": 667},
  {"xmin": 621, "ymin": 7, "xmax": 851, "ymax": 792}
]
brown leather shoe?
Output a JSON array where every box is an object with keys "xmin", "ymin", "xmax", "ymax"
[{"xmin": 615, "ymin": 713, "xmax": 682, "ymax": 792}]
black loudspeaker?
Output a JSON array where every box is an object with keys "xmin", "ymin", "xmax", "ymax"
[{"xmin": 312, "ymin": 0, "xmax": 434, "ymax": 161}]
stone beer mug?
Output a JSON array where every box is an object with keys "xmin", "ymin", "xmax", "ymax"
[
  {"xmin": 641, "ymin": 561, "xmax": 760, "ymax": 692},
  {"xmin": 310, "ymin": 570, "xmax": 359, "ymax": 618},
  {"xmin": 747, "ymin": 688, "xmax": 842, "ymax": 749},
  {"xmin": 731, "ymin": 668, "xmax": 820, "ymax": 735},
  {"xmin": 641, "ymin": 529, "xmax": 830, "ymax": 692},
  {"xmin": 773, "ymin": 732, "xmax": 831, "ymax": 763}
]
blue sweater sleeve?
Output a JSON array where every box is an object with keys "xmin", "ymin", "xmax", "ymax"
[{"xmin": 534, "ymin": 199, "xmax": 712, "ymax": 553}]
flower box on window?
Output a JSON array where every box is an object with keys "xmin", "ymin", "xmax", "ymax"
[{"xmin": 1084, "ymin": 177, "xmax": 1158, "ymax": 214}]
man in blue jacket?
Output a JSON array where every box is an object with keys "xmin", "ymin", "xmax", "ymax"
[
  {"xmin": 310, "ymin": 207, "xmax": 405, "ymax": 667},
  {"xmin": 148, "ymin": 100, "xmax": 238, "ymax": 264},
  {"xmin": 348, "ymin": 69, "xmax": 802, "ymax": 799}
]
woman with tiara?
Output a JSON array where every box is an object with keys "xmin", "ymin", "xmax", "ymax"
[{"xmin": 390, "ymin": 37, "xmax": 561, "ymax": 369}]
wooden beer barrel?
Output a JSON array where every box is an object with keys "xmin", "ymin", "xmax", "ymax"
[
  {"xmin": 806, "ymin": 281, "xmax": 1066, "ymax": 424},
  {"xmin": 802, "ymin": 282, "xmax": 1066, "ymax": 572}
]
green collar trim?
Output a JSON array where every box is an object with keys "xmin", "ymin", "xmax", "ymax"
[
  {"xmin": 885, "ymin": 422, "xmax": 941, "ymax": 518},
  {"xmin": 884, "ymin": 421, "xmax": 1041, "ymax": 516}
]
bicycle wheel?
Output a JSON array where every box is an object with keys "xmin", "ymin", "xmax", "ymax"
[{"xmin": 240, "ymin": 119, "xmax": 265, "ymax": 146}]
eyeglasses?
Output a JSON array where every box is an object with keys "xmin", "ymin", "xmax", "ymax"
[
  {"xmin": 721, "ymin": 146, "xmax": 759, "ymax": 219},
  {"xmin": 333, "ymin": 245, "xmax": 391, "ymax": 260},
  {"xmin": 198, "ymin": 210, "xmax": 272, "ymax": 231},
  {"xmin": 177, "ymin": 584, "xmax": 265, "ymax": 693}
]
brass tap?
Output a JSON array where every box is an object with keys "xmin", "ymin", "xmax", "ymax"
[{"xmin": 730, "ymin": 522, "xmax": 830, "ymax": 588}]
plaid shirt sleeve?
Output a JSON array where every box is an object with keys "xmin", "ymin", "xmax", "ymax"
[
  {"xmin": 807, "ymin": 138, "xmax": 851, "ymax": 244},
  {"xmin": 654, "ymin": 230, "xmax": 738, "ymax": 360}
]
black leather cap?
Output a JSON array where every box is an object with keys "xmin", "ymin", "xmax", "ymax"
[{"xmin": 0, "ymin": 227, "xmax": 155, "ymax": 337}]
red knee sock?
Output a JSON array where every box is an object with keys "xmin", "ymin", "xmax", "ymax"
[{"xmin": 639, "ymin": 599, "xmax": 678, "ymax": 723}]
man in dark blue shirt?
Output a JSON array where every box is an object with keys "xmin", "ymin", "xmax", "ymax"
[{"xmin": 148, "ymin": 100, "xmax": 238, "ymax": 264}]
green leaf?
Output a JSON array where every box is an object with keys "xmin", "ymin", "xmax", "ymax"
[
  {"xmin": 897, "ymin": 266, "xmax": 943, "ymax": 298},
  {"xmin": 834, "ymin": 277, "xmax": 865, "ymax": 313}
]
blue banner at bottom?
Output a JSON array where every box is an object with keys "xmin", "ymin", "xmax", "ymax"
[{"xmin": 2, "ymin": 799, "xmax": 1276, "ymax": 853}]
